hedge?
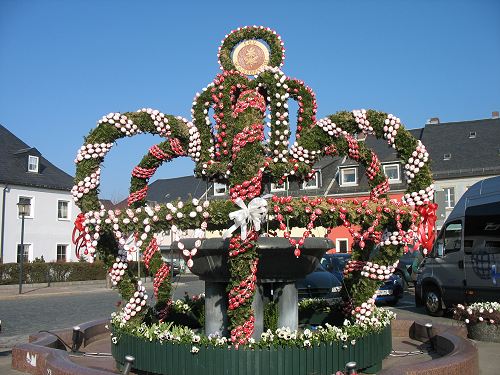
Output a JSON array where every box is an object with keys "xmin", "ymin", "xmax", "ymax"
[{"xmin": 0, "ymin": 261, "xmax": 110, "ymax": 285}]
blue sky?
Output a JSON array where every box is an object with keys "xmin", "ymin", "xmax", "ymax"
[{"xmin": 1, "ymin": 0, "xmax": 499, "ymax": 202}]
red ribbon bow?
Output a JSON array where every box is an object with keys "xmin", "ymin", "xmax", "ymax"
[
  {"xmin": 416, "ymin": 203, "xmax": 438, "ymax": 254},
  {"xmin": 72, "ymin": 213, "xmax": 86, "ymax": 258}
]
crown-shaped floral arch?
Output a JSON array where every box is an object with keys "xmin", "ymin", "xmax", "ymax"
[{"xmin": 72, "ymin": 26, "xmax": 436, "ymax": 347}]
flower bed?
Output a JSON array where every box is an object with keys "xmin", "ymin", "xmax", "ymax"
[
  {"xmin": 454, "ymin": 302, "xmax": 500, "ymax": 343},
  {"xmin": 111, "ymin": 308, "xmax": 394, "ymax": 375}
]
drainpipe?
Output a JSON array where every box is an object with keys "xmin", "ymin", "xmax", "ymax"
[{"xmin": 0, "ymin": 185, "xmax": 9, "ymax": 263}]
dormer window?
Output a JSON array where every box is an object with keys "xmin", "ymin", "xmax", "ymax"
[
  {"xmin": 355, "ymin": 133, "xmax": 367, "ymax": 141},
  {"xmin": 213, "ymin": 182, "xmax": 227, "ymax": 196},
  {"xmin": 443, "ymin": 153, "xmax": 451, "ymax": 160},
  {"xmin": 302, "ymin": 171, "xmax": 320, "ymax": 190},
  {"xmin": 383, "ymin": 164, "xmax": 401, "ymax": 183},
  {"xmin": 340, "ymin": 167, "xmax": 358, "ymax": 186},
  {"xmin": 469, "ymin": 131, "xmax": 476, "ymax": 139},
  {"xmin": 271, "ymin": 179, "xmax": 288, "ymax": 192},
  {"xmin": 28, "ymin": 155, "xmax": 39, "ymax": 173}
]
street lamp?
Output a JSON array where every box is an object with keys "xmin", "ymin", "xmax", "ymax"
[{"xmin": 17, "ymin": 200, "xmax": 30, "ymax": 294}]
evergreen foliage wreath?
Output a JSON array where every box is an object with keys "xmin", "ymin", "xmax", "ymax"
[{"xmin": 72, "ymin": 26, "xmax": 435, "ymax": 342}]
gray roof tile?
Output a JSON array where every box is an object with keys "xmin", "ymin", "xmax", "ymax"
[
  {"xmin": 421, "ymin": 118, "xmax": 500, "ymax": 179},
  {"xmin": 0, "ymin": 124, "xmax": 74, "ymax": 191}
]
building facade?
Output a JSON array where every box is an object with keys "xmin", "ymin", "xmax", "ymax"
[
  {"xmin": 421, "ymin": 116, "xmax": 500, "ymax": 229},
  {"xmin": 0, "ymin": 125, "xmax": 80, "ymax": 263}
]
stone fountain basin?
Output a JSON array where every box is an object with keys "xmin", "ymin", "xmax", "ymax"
[{"xmin": 173, "ymin": 237, "xmax": 333, "ymax": 282}]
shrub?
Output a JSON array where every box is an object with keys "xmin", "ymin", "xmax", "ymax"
[{"xmin": 0, "ymin": 261, "xmax": 108, "ymax": 285}]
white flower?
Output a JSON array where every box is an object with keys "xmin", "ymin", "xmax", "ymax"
[
  {"xmin": 111, "ymin": 336, "xmax": 118, "ymax": 344},
  {"xmin": 479, "ymin": 317, "xmax": 484, "ymax": 322},
  {"xmin": 303, "ymin": 329, "xmax": 312, "ymax": 339},
  {"xmin": 303, "ymin": 340, "xmax": 311, "ymax": 347},
  {"xmin": 351, "ymin": 339, "xmax": 356, "ymax": 345},
  {"xmin": 465, "ymin": 319, "xmax": 470, "ymax": 324},
  {"xmin": 192, "ymin": 335, "xmax": 201, "ymax": 343},
  {"xmin": 191, "ymin": 346, "xmax": 199, "ymax": 354}
]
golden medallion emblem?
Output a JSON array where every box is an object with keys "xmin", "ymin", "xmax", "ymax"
[{"xmin": 232, "ymin": 40, "xmax": 270, "ymax": 75}]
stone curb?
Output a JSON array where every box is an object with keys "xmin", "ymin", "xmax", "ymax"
[
  {"xmin": 0, "ymin": 274, "xmax": 198, "ymax": 290},
  {"xmin": 0, "ymin": 279, "xmax": 107, "ymax": 289},
  {"xmin": 380, "ymin": 320, "xmax": 479, "ymax": 375},
  {"xmin": 11, "ymin": 319, "xmax": 480, "ymax": 375}
]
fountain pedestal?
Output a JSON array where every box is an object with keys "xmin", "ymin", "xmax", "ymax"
[{"xmin": 175, "ymin": 237, "xmax": 332, "ymax": 336}]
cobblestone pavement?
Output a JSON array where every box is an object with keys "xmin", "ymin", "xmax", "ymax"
[
  {"xmin": 0, "ymin": 275, "xmax": 203, "ymax": 374},
  {"xmin": 0, "ymin": 275, "xmax": 203, "ymax": 348}
]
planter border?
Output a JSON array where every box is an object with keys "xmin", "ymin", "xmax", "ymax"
[
  {"xmin": 111, "ymin": 325, "xmax": 391, "ymax": 375},
  {"xmin": 466, "ymin": 322, "xmax": 500, "ymax": 343}
]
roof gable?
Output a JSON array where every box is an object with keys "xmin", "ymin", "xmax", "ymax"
[
  {"xmin": 0, "ymin": 124, "xmax": 74, "ymax": 190},
  {"xmin": 147, "ymin": 175, "xmax": 207, "ymax": 203}
]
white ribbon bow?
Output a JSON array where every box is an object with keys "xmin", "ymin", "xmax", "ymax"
[{"xmin": 222, "ymin": 195, "xmax": 272, "ymax": 241}]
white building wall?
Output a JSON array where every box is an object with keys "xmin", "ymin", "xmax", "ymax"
[{"xmin": 1, "ymin": 184, "xmax": 80, "ymax": 263}]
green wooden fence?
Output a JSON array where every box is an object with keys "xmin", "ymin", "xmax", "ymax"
[{"xmin": 112, "ymin": 325, "xmax": 391, "ymax": 375}]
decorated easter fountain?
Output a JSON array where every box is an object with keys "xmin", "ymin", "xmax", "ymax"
[{"xmin": 72, "ymin": 26, "xmax": 435, "ymax": 375}]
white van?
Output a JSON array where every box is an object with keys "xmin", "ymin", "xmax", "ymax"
[{"xmin": 415, "ymin": 176, "xmax": 500, "ymax": 316}]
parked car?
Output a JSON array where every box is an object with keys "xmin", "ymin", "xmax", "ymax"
[
  {"xmin": 296, "ymin": 262, "xmax": 342, "ymax": 302},
  {"xmin": 321, "ymin": 253, "xmax": 350, "ymax": 281},
  {"xmin": 394, "ymin": 249, "xmax": 423, "ymax": 288},
  {"xmin": 168, "ymin": 259, "xmax": 181, "ymax": 276},
  {"xmin": 374, "ymin": 274, "xmax": 404, "ymax": 306},
  {"xmin": 415, "ymin": 176, "xmax": 500, "ymax": 316},
  {"xmin": 321, "ymin": 253, "xmax": 404, "ymax": 306}
]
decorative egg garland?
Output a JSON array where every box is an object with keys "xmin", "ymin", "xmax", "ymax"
[{"xmin": 73, "ymin": 26, "xmax": 436, "ymax": 343}]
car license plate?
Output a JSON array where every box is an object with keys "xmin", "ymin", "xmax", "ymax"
[{"xmin": 376, "ymin": 289, "xmax": 392, "ymax": 296}]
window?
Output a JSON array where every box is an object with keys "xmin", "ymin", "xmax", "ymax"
[
  {"xmin": 271, "ymin": 180, "xmax": 287, "ymax": 192},
  {"xmin": 302, "ymin": 172, "xmax": 320, "ymax": 190},
  {"xmin": 18, "ymin": 196, "xmax": 33, "ymax": 218},
  {"xmin": 17, "ymin": 244, "xmax": 30, "ymax": 263},
  {"xmin": 444, "ymin": 187, "xmax": 455, "ymax": 208},
  {"xmin": 213, "ymin": 182, "xmax": 227, "ymax": 196},
  {"xmin": 464, "ymin": 201, "xmax": 500, "ymax": 254},
  {"xmin": 28, "ymin": 155, "xmax": 39, "ymax": 173},
  {"xmin": 433, "ymin": 221, "xmax": 462, "ymax": 257},
  {"xmin": 443, "ymin": 153, "xmax": 451, "ymax": 160},
  {"xmin": 340, "ymin": 167, "xmax": 357, "ymax": 186},
  {"xmin": 57, "ymin": 244, "xmax": 67, "ymax": 262},
  {"xmin": 383, "ymin": 164, "xmax": 400, "ymax": 183},
  {"xmin": 444, "ymin": 222, "xmax": 462, "ymax": 254},
  {"xmin": 57, "ymin": 200, "xmax": 69, "ymax": 220},
  {"xmin": 336, "ymin": 239, "xmax": 349, "ymax": 253}
]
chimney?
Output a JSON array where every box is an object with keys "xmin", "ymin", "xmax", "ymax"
[
  {"xmin": 428, "ymin": 117, "xmax": 440, "ymax": 124},
  {"xmin": 492, "ymin": 111, "xmax": 499, "ymax": 119}
]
